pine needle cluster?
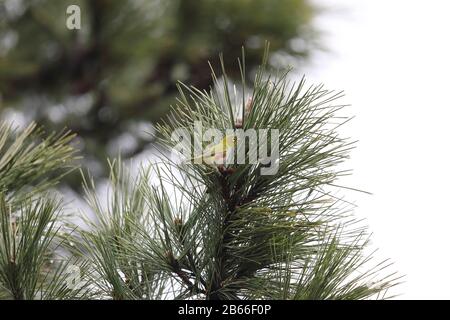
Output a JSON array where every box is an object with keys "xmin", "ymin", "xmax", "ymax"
[{"xmin": 0, "ymin": 50, "xmax": 399, "ymax": 300}]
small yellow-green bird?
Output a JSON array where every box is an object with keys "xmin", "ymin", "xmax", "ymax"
[{"xmin": 192, "ymin": 134, "xmax": 236, "ymax": 165}]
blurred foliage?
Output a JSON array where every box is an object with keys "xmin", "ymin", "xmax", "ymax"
[{"xmin": 0, "ymin": 0, "xmax": 318, "ymax": 181}]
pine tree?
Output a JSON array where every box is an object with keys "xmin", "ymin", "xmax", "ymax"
[
  {"xmin": 0, "ymin": 0, "xmax": 317, "ymax": 182},
  {"xmin": 0, "ymin": 50, "xmax": 399, "ymax": 300}
]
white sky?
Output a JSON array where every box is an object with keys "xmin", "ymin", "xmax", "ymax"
[{"xmin": 305, "ymin": 0, "xmax": 450, "ymax": 299}]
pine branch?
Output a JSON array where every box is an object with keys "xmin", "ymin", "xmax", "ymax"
[
  {"xmin": 0, "ymin": 194, "xmax": 91, "ymax": 299},
  {"xmin": 0, "ymin": 121, "xmax": 91, "ymax": 300},
  {"xmin": 154, "ymin": 47, "xmax": 399, "ymax": 300},
  {"xmin": 0, "ymin": 122, "xmax": 77, "ymax": 205},
  {"xmin": 0, "ymin": 47, "xmax": 398, "ymax": 301}
]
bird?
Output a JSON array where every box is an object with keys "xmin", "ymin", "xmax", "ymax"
[{"xmin": 192, "ymin": 134, "xmax": 236, "ymax": 166}]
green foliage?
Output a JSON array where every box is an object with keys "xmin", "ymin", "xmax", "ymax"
[
  {"xmin": 0, "ymin": 0, "xmax": 317, "ymax": 179},
  {"xmin": 149, "ymin": 52, "xmax": 398, "ymax": 300},
  {"xmin": 0, "ymin": 51, "xmax": 399, "ymax": 300},
  {"xmin": 0, "ymin": 195, "xmax": 90, "ymax": 299},
  {"xmin": 0, "ymin": 122, "xmax": 76, "ymax": 204},
  {"xmin": 0, "ymin": 122, "xmax": 90, "ymax": 299},
  {"xmin": 71, "ymin": 160, "xmax": 170, "ymax": 299},
  {"xmin": 69, "ymin": 52, "xmax": 399, "ymax": 300}
]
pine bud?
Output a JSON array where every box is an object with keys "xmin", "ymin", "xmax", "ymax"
[
  {"xmin": 218, "ymin": 165, "xmax": 236, "ymax": 175},
  {"xmin": 174, "ymin": 217, "xmax": 183, "ymax": 234},
  {"xmin": 165, "ymin": 250, "xmax": 177, "ymax": 267},
  {"xmin": 218, "ymin": 164, "xmax": 226, "ymax": 174},
  {"xmin": 174, "ymin": 217, "xmax": 183, "ymax": 226}
]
